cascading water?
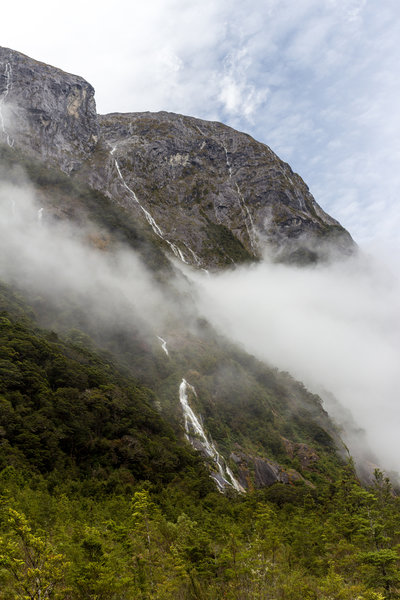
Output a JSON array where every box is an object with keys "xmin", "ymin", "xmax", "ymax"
[
  {"xmin": 223, "ymin": 144, "xmax": 257, "ymax": 254},
  {"xmin": 183, "ymin": 243, "xmax": 202, "ymax": 267},
  {"xmin": 0, "ymin": 62, "xmax": 14, "ymax": 147},
  {"xmin": 179, "ymin": 378, "xmax": 244, "ymax": 493},
  {"xmin": 223, "ymin": 146, "xmax": 233, "ymax": 178},
  {"xmin": 109, "ymin": 144, "xmax": 197, "ymax": 265},
  {"xmin": 157, "ymin": 336, "xmax": 169, "ymax": 356}
]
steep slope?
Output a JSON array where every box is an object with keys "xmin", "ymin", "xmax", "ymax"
[
  {"xmin": 0, "ymin": 46, "xmax": 359, "ymax": 492},
  {"xmin": 94, "ymin": 111, "xmax": 353, "ymax": 267},
  {"xmin": 1, "ymin": 46, "xmax": 399, "ymax": 600},
  {"xmin": 0, "ymin": 144, "xmax": 348, "ymax": 493},
  {"xmin": 2, "ymin": 282, "xmax": 400, "ymax": 600},
  {"xmin": 0, "ymin": 46, "xmax": 354, "ymax": 269},
  {"xmin": 0, "ymin": 47, "xmax": 98, "ymax": 173},
  {"xmin": 0, "ymin": 283, "xmax": 213, "ymax": 490}
]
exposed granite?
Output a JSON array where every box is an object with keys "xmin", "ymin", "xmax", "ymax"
[
  {"xmin": 0, "ymin": 47, "xmax": 98, "ymax": 173},
  {"xmin": 95, "ymin": 111, "xmax": 354, "ymax": 268},
  {"xmin": 0, "ymin": 46, "xmax": 354, "ymax": 269},
  {"xmin": 230, "ymin": 449, "xmax": 307, "ymax": 490}
]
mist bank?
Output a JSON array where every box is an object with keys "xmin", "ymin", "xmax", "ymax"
[
  {"xmin": 0, "ymin": 178, "xmax": 175, "ymax": 343},
  {"xmin": 2, "ymin": 172, "xmax": 399, "ymax": 477},
  {"xmin": 189, "ymin": 250, "xmax": 400, "ymax": 475}
]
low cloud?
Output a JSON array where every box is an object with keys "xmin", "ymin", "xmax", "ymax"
[
  {"xmin": 0, "ymin": 176, "xmax": 171, "ymax": 341},
  {"xmin": 3, "ymin": 0, "xmax": 400, "ymax": 251},
  {"xmin": 1, "ymin": 170, "xmax": 399, "ymax": 476},
  {"xmin": 189, "ymin": 249, "xmax": 400, "ymax": 474}
]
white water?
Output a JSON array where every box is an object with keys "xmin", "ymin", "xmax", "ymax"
[
  {"xmin": 0, "ymin": 62, "xmax": 14, "ymax": 147},
  {"xmin": 223, "ymin": 146, "xmax": 233, "ymax": 178},
  {"xmin": 110, "ymin": 144, "xmax": 191, "ymax": 265},
  {"xmin": 38, "ymin": 208, "xmax": 44, "ymax": 223},
  {"xmin": 223, "ymin": 144, "xmax": 257, "ymax": 254},
  {"xmin": 184, "ymin": 243, "xmax": 202, "ymax": 267},
  {"xmin": 157, "ymin": 335, "xmax": 169, "ymax": 356},
  {"xmin": 179, "ymin": 378, "xmax": 244, "ymax": 493},
  {"xmin": 235, "ymin": 183, "xmax": 258, "ymax": 254},
  {"xmin": 166, "ymin": 240, "xmax": 188, "ymax": 264}
]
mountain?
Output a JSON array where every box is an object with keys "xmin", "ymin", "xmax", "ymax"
[
  {"xmin": 0, "ymin": 44, "xmax": 357, "ymax": 488},
  {"xmin": 3, "ymin": 46, "xmax": 400, "ymax": 600},
  {"xmin": 0, "ymin": 46, "xmax": 353, "ymax": 269}
]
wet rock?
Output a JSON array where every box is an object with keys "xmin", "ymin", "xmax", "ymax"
[
  {"xmin": 230, "ymin": 447, "xmax": 306, "ymax": 490},
  {"xmin": 0, "ymin": 46, "xmax": 354, "ymax": 269},
  {"xmin": 281, "ymin": 437, "xmax": 320, "ymax": 469},
  {"xmin": 0, "ymin": 47, "xmax": 98, "ymax": 173},
  {"xmin": 96, "ymin": 111, "xmax": 354, "ymax": 268}
]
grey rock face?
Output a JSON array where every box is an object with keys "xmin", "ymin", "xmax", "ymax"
[
  {"xmin": 0, "ymin": 46, "xmax": 354, "ymax": 268},
  {"xmin": 95, "ymin": 111, "xmax": 354, "ymax": 268},
  {"xmin": 231, "ymin": 450, "xmax": 306, "ymax": 490},
  {"xmin": 0, "ymin": 47, "xmax": 98, "ymax": 173}
]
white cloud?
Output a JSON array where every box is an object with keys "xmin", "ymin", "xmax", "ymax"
[
  {"xmin": 3, "ymin": 0, "xmax": 400, "ymax": 474},
  {"xmin": 190, "ymin": 250, "xmax": 400, "ymax": 474},
  {"xmin": 0, "ymin": 177, "xmax": 170, "ymax": 335},
  {"xmin": 218, "ymin": 48, "xmax": 269, "ymax": 120}
]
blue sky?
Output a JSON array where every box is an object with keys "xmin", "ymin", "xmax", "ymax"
[
  {"xmin": 3, "ymin": 0, "xmax": 400, "ymax": 472},
  {"xmin": 3, "ymin": 0, "xmax": 400, "ymax": 250}
]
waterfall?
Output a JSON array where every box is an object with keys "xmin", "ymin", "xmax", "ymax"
[
  {"xmin": 179, "ymin": 378, "xmax": 244, "ymax": 493},
  {"xmin": 222, "ymin": 144, "xmax": 257, "ymax": 254},
  {"xmin": 109, "ymin": 145, "xmax": 190, "ymax": 265},
  {"xmin": 0, "ymin": 62, "xmax": 14, "ymax": 147},
  {"xmin": 157, "ymin": 336, "xmax": 169, "ymax": 356}
]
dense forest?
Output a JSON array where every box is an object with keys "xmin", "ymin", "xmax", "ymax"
[
  {"xmin": 1, "ymin": 283, "xmax": 400, "ymax": 600},
  {"xmin": 0, "ymin": 86, "xmax": 399, "ymax": 598}
]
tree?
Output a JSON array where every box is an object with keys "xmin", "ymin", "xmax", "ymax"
[{"xmin": 0, "ymin": 507, "xmax": 68, "ymax": 600}]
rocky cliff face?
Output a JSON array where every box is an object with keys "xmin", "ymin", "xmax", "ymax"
[
  {"xmin": 0, "ymin": 46, "xmax": 354, "ymax": 269},
  {"xmin": 0, "ymin": 48, "xmax": 353, "ymax": 268},
  {"xmin": 0, "ymin": 47, "xmax": 98, "ymax": 173},
  {"xmin": 93, "ymin": 111, "xmax": 354, "ymax": 268},
  {"xmin": 0, "ymin": 46, "xmax": 360, "ymax": 491}
]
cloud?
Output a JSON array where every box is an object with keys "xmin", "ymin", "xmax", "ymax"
[
  {"xmin": 0, "ymin": 175, "xmax": 171, "ymax": 340},
  {"xmin": 189, "ymin": 249, "xmax": 400, "ymax": 475},
  {"xmin": 218, "ymin": 48, "xmax": 269, "ymax": 121},
  {"xmin": 3, "ymin": 0, "xmax": 400, "ymax": 254},
  {"xmin": 2, "ymin": 0, "xmax": 400, "ymax": 475}
]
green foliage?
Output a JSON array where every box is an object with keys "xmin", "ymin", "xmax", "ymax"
[
  {"xmin": 1, "ymin": 458, "xmax": 400, "ymax": 599},
  {"xmin": 0, "ymin": 145, "xmax": 398, "ymax": 597},
  {"xmin": 0, "ymin": 507, "xmax": 69, "ymax": 599},
  {"xmin": 0, "ymin": 289, "xmax": 211, "ymax": 491}
]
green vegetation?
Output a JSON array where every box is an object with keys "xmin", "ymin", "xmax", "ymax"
[
  {"xmin": 1, "ymin": 282, "xmax": 400, "ymax": 599},
  {"xmin": 202, "ymin": 220, "xmax": 254, "ymax": 265},
  {"xmin": 0, "ymin": 286, "xmax": 209, "ymax": 489},
  {"xmin": 2, "ymin": 454, "xmax": 400, "ymax": 598},
  {"xmin": 0, "ymin": 144, "xmax": 398, "ymax": 598}
]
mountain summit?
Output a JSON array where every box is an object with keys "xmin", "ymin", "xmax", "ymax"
[
  {"xmin": 0, "ymin": 44, "xmax": 363, "ymax": 490},
  {"xmin": 0, "ymin": 46, "xmax": 353, "ymax": 268},
  {"xmin": 1, "ymin": 46, "xmax": 398, "ymax": 600}
]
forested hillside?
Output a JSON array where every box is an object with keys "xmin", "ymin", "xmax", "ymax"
[
  {"xmin": 0, "ymin": 46, "xmax": 399, "ymax": 600},
  {"xmin": 1, "ymin": 281, "xmax": 400, "ymax": 599}
]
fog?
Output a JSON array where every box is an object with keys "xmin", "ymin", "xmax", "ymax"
[
  {"xmin": 0, "ymin": 178, "xmax": 173, "ymax": 341},
  {"xmin": 1, "ymin": 173, "xmax": 400, "ymax": 476},
  {"xmin": 189, "ymin": 249, "xmax": 400, "ymax": 475}
]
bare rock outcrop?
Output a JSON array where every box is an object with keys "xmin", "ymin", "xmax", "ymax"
[
  {"xmin": 0, "ymin": 47, "xmax": 98, "ymax": 173},
  {"xmin": 0, "ymin": 46, "xmax": 354, "ymax": 269}
]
